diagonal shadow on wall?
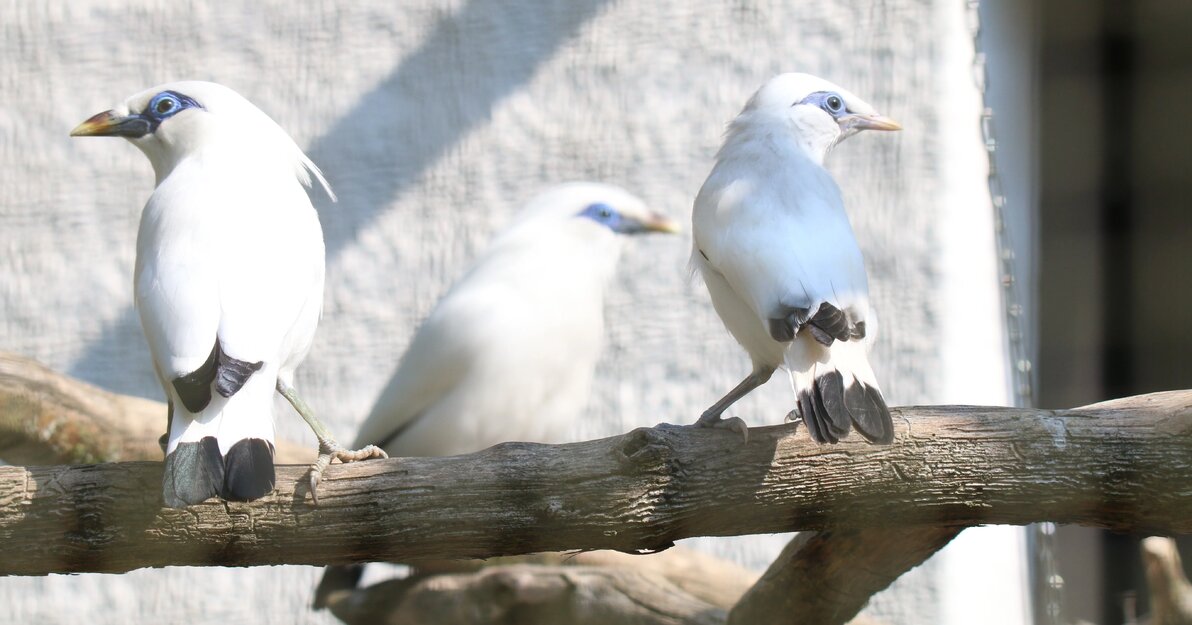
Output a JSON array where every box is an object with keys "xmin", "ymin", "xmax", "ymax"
[{"xmin": 69, "ymin": 0, "xmax": 613, "ymax": 398}]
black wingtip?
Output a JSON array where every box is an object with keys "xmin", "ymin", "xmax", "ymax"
[
  {"xmin": 808, "ymin": 303, "xmax": 850, "ymax": 346},
  {"xmin": 771, "ymin": 303, "xmax": 867, "ymax": 347},
  {"xmin": 222, "ymin": 438, "xmax": 276, "ymax": 502},
  {"xmin": 162, "ymin": 437, "xmax": 224, "ymax": 508},
  {"xmin": 171, "ymin": 341, "xmax": 264, "ymax": 413},
  {"xmin": 172, "ymin": 342, "xmax": 220, "ymax": 413},
  {"xmin": 214, "ymin": 351, "xmax": 263, "ymax": 399},
  {"xmin": 769, "ymin": 306, "xmax": 810, "ymax": 343}
]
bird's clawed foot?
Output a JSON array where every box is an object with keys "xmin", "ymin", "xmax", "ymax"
[
  {"xmin": 695, "ymin": 411, "xmax": 750, "ymax": 444},
  {"xmin": 784, "ymin": 409, "xmax": 801, "ymax": 434},
  {"xmin": 308, "ymin": 440, "xmax": 388, "ymax": 505}
]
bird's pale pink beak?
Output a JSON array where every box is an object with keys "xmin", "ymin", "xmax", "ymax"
[{"xmin": 641, "ymin": 212, "xmax": 682, "ymax": 235}]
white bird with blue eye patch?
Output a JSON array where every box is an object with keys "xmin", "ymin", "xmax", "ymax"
[
  {"xmin": 691, "ymin": 73, "xmax": 901, "ymax": 444},
  {"xmin": 72, "ymin": 81, "xmax": 387, "ymax": 508},
  {"xmin": 312, "ymin": 181, "xmax": 680, "ymax": 608}
]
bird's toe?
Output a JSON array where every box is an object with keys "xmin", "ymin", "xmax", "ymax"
[
  {"xmin": 695, "ymin": 414, "xmax": 750, "ymax": 444},
  {"xmin": 307, "ymin": 453, "xmax": 334, "ymax": 506},
  {"xmin": 332, "ymin": 444, "xmax": 389, "ymax": 463},
  {"xmin": 305, "ymin": 444, "xmax": 387, "ymax": 506}
]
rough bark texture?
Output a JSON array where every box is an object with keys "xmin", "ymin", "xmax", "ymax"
[
  {"xmin": 398, "ymin": 548, "xmax": 761, "ymax": 610},
  {"xmin": 320, "ymin": 549, "xmax": 754, "ymax": 625},
  {"xmin": 0, "ymin": 351, "xmax": 314, "ymax": 465},
  {"xmin": 318, "ymin": 547, "xmax": 887, "ymax": 625},
  {"xmin": 0, "ymin": 390, "xmax": 1188, "ymax": 576},
  {"xmin": 728, "ymin": 527, "xmax": 961, "ymax": 625},
  {"xmin": 331, "ymin": 564, "xmax": 727, "ymax": 625},
  {"xmin": 0, "ymin": 351, "xmax": 165, "ymax": 465}
]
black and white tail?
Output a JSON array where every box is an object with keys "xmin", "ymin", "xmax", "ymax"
[
  {"xmin": 789, "ymin": 338, "xmax": 893, "ymax": 444},
  {"xmin": 162, "ymin": 341, "xmax": 277, "ymax": 508}
]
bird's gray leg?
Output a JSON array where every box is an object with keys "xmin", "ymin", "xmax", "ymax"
[
  {"xmin": 159, "ymin": 400, "xmax": 173, "ymax": 455},
  {"xmin": 696, "ymin": 366, "xmax": 776, "ymax": 442},
  {"xmin": 276, "ymin": 379, "xmax": 388, "ymax": 505}
]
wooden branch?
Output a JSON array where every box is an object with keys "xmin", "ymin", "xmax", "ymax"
[
  {"xmin": 1, "ymin": 388, "xmax": 1190, "ymax": 576},
  {"xmin": 0, "ymin": 351, "xmax": 164, "ymax": 464},
  {"xmin": 728, "ymin": 527, "xmax": 961, "ymax": 625},
  {"xmin": 0, "ymin": 351, "xmax": 313, "ymax": 464},
  {"xmin": 319, "ymin": 548, "xmax": 887, "ymax": 625},
  {"xmin": 397, "ymin": 548, "xmax": 761, "ymax": 609},
  {"xmin": 327, "ymin": 563, "xmax": 729, "ymax": 625},
  {"xmin": 320, "ymin": 548, "xmax": 757, "ymax": 625}
]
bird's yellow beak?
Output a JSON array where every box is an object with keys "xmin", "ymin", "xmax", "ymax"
[
  {"xmin": 842, "ymin": 113, "xmax": 902, "ymax": 132},
  {"xmin": 71, "ymin": 111, "xmax": 120, "ymax": 136},
  {"xmin": 71, "ymin": 110, "xmax": 152, "ymax": 138},
  {"xmin": 640, "ymin": 212, "xmax": 683, "ymax": 235}
]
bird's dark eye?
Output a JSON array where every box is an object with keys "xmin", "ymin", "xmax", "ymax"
[
  {"xmin": 146, "ymin": 92, "xmax": 194, "ymax": 120},
  {"xmin": 825, "ymin": 94, "xmax": 843, "ymax": 113},
  {"xmin": 578, "ymin": 202, "xmax": 620, "ymax": 227}
]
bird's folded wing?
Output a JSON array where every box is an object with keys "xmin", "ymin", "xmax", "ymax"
[
  {"xmin": 212, "ymin": 185, "xmax": 325, "ymax": 365},
  {"xmin": 350, "ymin": 292, "xmax": 484, "ymax": 450},
  {"xmin": 135, "ymin": 213, "xmax": 224, "ymax": 383}
]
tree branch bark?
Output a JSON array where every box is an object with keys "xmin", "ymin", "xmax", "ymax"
[
  {"xmin": 317, "ymin": 546, "xmax": 888, "ymax": 625},
  {"xmin": 728, "ymin": 527, "xmax": 961, "ymax": 625},
  {"xmin": 320, "ymin": 549, "xmax": 759, "ymax": 625},
  {"xmin": 0, "ymin": 351, "xmax": 313, "ymax": 465},
  {"xmin": 396, "ymin": 548, "xmax": 762, "ymax": 609},
  {"xmin": 0, "ymin": 388, "xmax": 1188, "ymax": 576},
  {"xmin": 0, "ymin": 351, "xmax": 165, "ymax": 464}
]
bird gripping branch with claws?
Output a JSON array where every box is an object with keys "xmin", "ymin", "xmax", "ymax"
[
  {"xmin": 72, "ymin": 81, "xmax": 387, "ymax": 507},
  {"xmin": 691, "ymin": 73, "xmax": 901, "ymax": 444}
]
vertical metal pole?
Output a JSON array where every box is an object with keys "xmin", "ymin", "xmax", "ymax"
[{"xmin": 968, "ymin": 3, "xmax": 1055, "ymax": 624}]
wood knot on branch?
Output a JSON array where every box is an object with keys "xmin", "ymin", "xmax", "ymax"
[{"xmin": 615, "ymin": 426, "xmax": 677, "ymax": 470}]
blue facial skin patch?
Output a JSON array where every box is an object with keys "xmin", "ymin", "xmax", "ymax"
[
  {"xmin": 140, "ymin": 90, "xmax": 205, "ymax": 133},
  {"xmin": 577, "ymin": 202, "xmax": 646, "ymax": 234},
  {"xmin": 798, "ymin": 90, "xmax": 849, "ymax": 118}
]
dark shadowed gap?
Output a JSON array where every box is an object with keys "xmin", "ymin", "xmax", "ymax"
[{"xmin": 1097, "ymin": 3, "xmax": 1135, "ymax": 404}]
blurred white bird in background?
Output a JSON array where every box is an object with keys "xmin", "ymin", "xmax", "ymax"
[
  {"xmin": 313, "ymin": 181, "xmax": 679, "ymax": 608},
  {"xmin": 691, "ymin": 73, "xmax": 901, "ymax": 444},
  {"xmin": 72, "ymin": 81, "xmax": 386, "ymax": 508},
  {"xmin": 350, "ymin": 182, "xmax": 679, "ymax": 459}
]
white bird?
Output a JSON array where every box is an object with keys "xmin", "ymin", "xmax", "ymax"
[
  {"xmin": 72, "ymin": 81, "xmax": 385, "ymax": 508},
  {"xmin": 313, "ymin": 182, "xmax": 679, "ymax": 608},
  {"xmin": 691, "ymin": 73, "xmax": 902, "ymax": 444},
  {"xmin": 354, "ymin": 182, "xmax": 679, "ymax": 457}
]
